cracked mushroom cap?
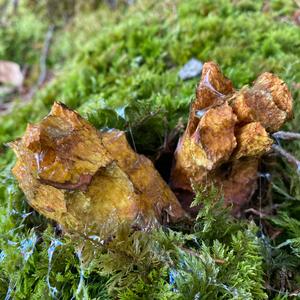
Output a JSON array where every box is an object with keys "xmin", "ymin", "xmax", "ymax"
[
  {"xmin": 187, "ymin": 61, "xmax": 235, "ymax": 136},
  {"xmin": 254, "ymin": 72, "xmax": 293, "ymax": 119},
  {"xmin": 11, "ymin": 102, "xmax": 112, "ymax": 191},
  {"xmin": 171, "ymin": 102, "xmax": 237, "ymax": 191},
  {"xmin": 233, "ymin": 122, "xmax": 273, "ymax": 159},
  {"xmin": 10, "ymin": 102, "xmax": 187, "ymax": 235},
  {"xmin": 230, "ymin": 72, "xmax": 293, "ymax": 132},
  {"xmin": 172, "ymin": 62, "xmax": 293, "ymax": 214}
]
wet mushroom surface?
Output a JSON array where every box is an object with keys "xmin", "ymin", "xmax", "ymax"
[{"xmin": 171, "ymin": 62, "xmax": 293, "ymax": 215}]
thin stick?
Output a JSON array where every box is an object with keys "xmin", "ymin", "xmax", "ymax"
[
  {"xmin": 26, "ymin": 25, "xmax": 55, "ymax": 99},
  {"xmin": 272, "ymin": 131, "xmax": 300, "ymax": 141},
  {"xmin": 272, "ymin": 144, "xmax": 300, "ymax": 172},
  {"xmin": 0, "ymin": 0, "xmax": 9, "ymax": 16},
  {"xmin": 244, "ymin": 208, "xmax": 268, "ymax": 218},
  {"xmin": 12, "ymin": 0, "xmax": 18, "ymax": 14},
  {"xmin": 178, "ymin": 245, "xmax": 225, "ymax": 264},
  {"xmin": 38, "ymin": 24, "xmax": 55, "ymax": 87}
]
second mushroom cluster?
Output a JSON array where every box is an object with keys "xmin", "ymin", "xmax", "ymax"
[{"xmin": 171, "ymin": 62, "xmax": 293, "ymax": 214}]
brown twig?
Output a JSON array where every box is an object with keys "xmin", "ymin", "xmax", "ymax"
[
  {"xmin": 178, "ymin": 245, "xmax": 225, "ymax": 264},
  {"xmin": 273, "ymin": 131, "xmax": 300, "ymax": 141},
  {"xmin": 27, "ymin": 25, "xmax": 55, "ymax": 99},
  {"xmin": 272, "ymin": 144, "xmax": 300, "ymax": 171},
  {"xmin": 12, "ymin": 0, "xmax": 18, "ymax": 15},
  {"xmin": 38, "ymin": 24, "xmax": 55, "ymax": 87},
  {"xmin": 0, "ymin": 0, "xmax": 9, "ymax": 22},
  {"xmin": 244, "ymin": 208, "xmax": 268, "ymax": 218}
]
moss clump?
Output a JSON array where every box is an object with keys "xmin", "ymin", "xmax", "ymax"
[
  {"xmin": 0, "ymin": 185, "xmax": 268, "ymax": 299},
  {"xmin": 1, "ymin": 0, "xmax": 300, "ymax": 298}
]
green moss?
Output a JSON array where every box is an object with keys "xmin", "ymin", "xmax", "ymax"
[{"xmin": 0, "ymin": 7, "xmax": 46, "ymax": 66}]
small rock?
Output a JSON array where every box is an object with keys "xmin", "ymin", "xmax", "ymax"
[
  {"xmin": 131, "ymin": 56, "xmax": 144, "ymax": 68},
  {"xmin": 178, "ymin": 58, "xmax": 203, "ymax": 80},
  {"xmin": 0, "ymin": 60, "xmax": 23, "ymax": 87}
]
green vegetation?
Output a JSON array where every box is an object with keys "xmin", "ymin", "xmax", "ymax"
[{"xmin": 1, "ymin": 0, "xmax": 300, "ymax": 298}]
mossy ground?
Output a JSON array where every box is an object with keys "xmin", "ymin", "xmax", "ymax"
[{"xmin": 1, "ymin": 0, "xmax": 300, "ymax": 299}]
